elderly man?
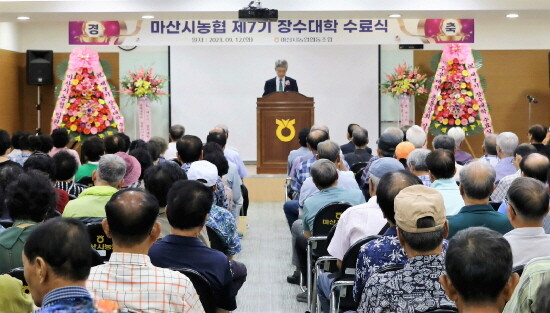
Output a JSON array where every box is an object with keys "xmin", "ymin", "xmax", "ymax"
[
  {"xmin": 341, "ymin": 123, "xmax": 365, "ymax": 155},
  {"xmin": 448, "ymin": 127, "xmax": 473, "ymax": 165},
  {"xmin": 356, "ymin": 185, "xmax": 455, "ymax": 313},
  {"xmin": 447, "ymin": 161, "xmax": 513, "ymax": 238},
  {"xmin": 504, "ymin": 177, "xmax": 550, "ymax": 267},
  {"xmin": 433, "ymin": 135, "xmax": 463, "ymax": 182},
  {"xmin": 441, "ymin": 227, "xmax": 519, "ymax": 313},
  {"xmin": 344, "ymin": 127, "xmax": 372, "ymax": 167},
  {"xmin": 426, "ymin": 149, "xmax": 465, "ymax": 215},
  {"xmin": 491, "ymin": 143, "xmax": 538, "ymax": 202},
  {"xmin": 495, "ymin": 132, "xmax": 520, "ymax": 183},
  {"xmin": 263, "ymin": 59, "xmax": 299, "ymax": 96},
  {"xmin": 383, "ymin": 126, "xmax": 404, "ymax": 141},
  {"xmin": 481, "ymin": 134, "xmax": 499, "ymax": 168},
  {"xmin": 87, "ymin": 189, "xmax": 204, "ymax": 312},
  {"xmin": 405, "ymin": 125, "xmax": 427, "ymax": 148},
  {"xmin": 288, "ymin": 128, "xmax": 311, "ymax": 174},
  {"xmin": 62, "ymin": 154, "xmax": 126, "ymax": 224},
  {"xmin": 407, "ymin": 148, "xmax": 432, "ymax": 186},
  {"xmin": 23, "ymin": 218, "xmax": 104, "ymax": 313},
  {"xmin": 209, "ymin": 127, "xmax": 247, "ymax": 179},
  {"xmin": 164, "ymin": 124, "xmax": 185, "ymax": 161},
  {"xmin": 359, "ymin": 133, "xmax": 401, "ymax": 189}
]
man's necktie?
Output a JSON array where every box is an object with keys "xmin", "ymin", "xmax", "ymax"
[{"xmin": 279, "ymin": 79, "xmax": 283, "ymax": 92}]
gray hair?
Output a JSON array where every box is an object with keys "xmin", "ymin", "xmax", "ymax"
[
  {"xmin": 384, "ymin": 127, "xmax": 404, "ymax": 141},
  {"xmin": 459, "ymin": 160, "xmax": 496, "ymax": 200},
  {"xmin": 310, "ymin": 159, "xmax": 338, "ymax": 189},
  {"xmin": 483, "ymin": 134, "xmax": 498, "ymax": 155},
  {"xmin": 311, "ymin": 124, "xmax": 330, "ymax": 136},
  {"xmin": 496, "ymin": 132, "xmax": 519, "ymax": 157},
  {"xmin": 317, "ymin": 140, "xmax": 340, "ymax": 163},
  {"xmin": 275, "ymin": 59, "xmax": 288, "ymax": 68},
  {"xmin": 407, "ymin": 148, "xmax": 431, "ymax": 172},
  {"xmin": 405, "ymin": 125, "xmax": 427, "ymax": 148},
  {"xmin": 370, "ymin": 174, "xmax": 381, "ymax": 189},
  {"xmin": 214, "ymin": 124, "xmax": 229, "ymax": 136},
  {"xmin": 98, "ymin": 154, "xmax": 127, "ymax": 187},
  {"xmin": 432, "ymin": 135, "xmax": 456, "ymax": 152},
  {"xmin": 448, "ymin": 127, "xmax": 466, "ymax": 147},
  {"xmin": 352, "ymin": 127, "xmax": 369, "ymax": 147},
  {"xmin": 169, "ymin": 124, "xmax": 185, "ymax": 140}
]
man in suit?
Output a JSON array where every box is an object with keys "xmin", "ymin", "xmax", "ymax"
[{"xmin": 263, "ymin": 59, "xmax": 299, "ymax": 96}]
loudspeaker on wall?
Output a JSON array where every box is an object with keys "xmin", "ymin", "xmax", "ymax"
[{"xmin": 26, "ymin": 50, "xmax": 54, "ymax": 86}]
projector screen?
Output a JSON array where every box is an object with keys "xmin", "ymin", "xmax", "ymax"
[{"xmin": 170, "ymin": 45, "xmax": 380, "ymax": 161}]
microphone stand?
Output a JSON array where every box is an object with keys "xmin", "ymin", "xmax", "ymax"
[{"xmin": 527, "ymin": 96, "xmax": 537, "ymax": 128}]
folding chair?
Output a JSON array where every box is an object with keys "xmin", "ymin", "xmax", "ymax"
[
  {"xmin": 205, "ymin": 225, "xmax": 228, "ymax": 255},
  {"xmin": 328, "ymin": 236, "xmax": 380, "ymax": 313},
  {"xmin": 350, "ymin": 162, "xmax": 368, "ymax": 186},
  {"xmin": 284, "ymin": 177, "xmax": 292, "ymax": 201},
  {"xmin": 87, "ymin": 222, "xmax": 113, "ymax": 262},
  {"xmin": 175, "ymin": 268, "xmax": 217, "ymax": 313},
  {"xmin": 306, "ymin": 202, "xmax": 351, "ymax": 311},
  {"xmin": 76, "ymin": 176, "xmax": 94, "ymax": 187},
  {"xmin": 7, "ymin": 267, "xmax": 29, "ymax": 294},
  {"xmin": 489, "ymin": 202, "xmax": 502, "ymax": 211},
  {"xmin": 513, "ymin": 264, "xmax": 525, "ymax": 277}
]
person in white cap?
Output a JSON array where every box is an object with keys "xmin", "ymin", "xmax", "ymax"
[{"xmin": 187, "ymin": 160, "xmax": 248, "ymax": 293}]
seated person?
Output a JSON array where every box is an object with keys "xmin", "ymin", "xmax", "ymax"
[
  {"xmin": 481, "ymin": 134, "xmax": 499, "ymax": 167},
  {"xmin": 23, "ymin": 218, "xmax": 108, "ymax": 313},
  {"xmin": 344, "ymin": 127, "xmax": 372, "ymax": 167},
  {"xmin": 426, "ymin": 149, "xmax": 465, "ymax": 215},
  {"xmin": 448, "ymin": 161, "xmax": 513, "ymax": 238},
  {"xmin": 529, "ymin": 124, "xmax": 550, "ymax": 159},
  {"xmin": 187, "ymin": 160, "xmax": 247, "ymax": 292},
  {"xmin": 504, "ymin": 177, "xmax": 550, "ymax": 267},
  {"xmin": 407, "ymin": 148, "xmax": 432, "ymax": 186},
  {"xmin": 503, "ymin": 256, "xmax": 550, "ymax": 313},
  {"xmin": 394, "ymin": 141, "xmax": 415, "ymax": 168},
  {"xmin": 49, "ymin": 128, "xmax": 81, "ymax": 166},
  {"xmin": 149, "ymin": 180, "xmax": 237, "ymax": 312},
  {"xmin": 359, "ymin": 133, "xmax": 401, "ymax": 189},
  {"xmin": 87, "ymin": 188, "xmax": 204, "ymax": 313},
  {"xmin": 210, "ymin": 125, "xmax": 248, "ymax": 179},
  {"xmin": 0, "ymin": 169, "xmax": 56, "ymax": 274},
  {"xmin": 495, "ymin": 132, "xmax": 519, "ymax": 183},
  {"xmin": 340, "ymin": 123, "xmax": 361, "ymax": 155},
  {"xmin": 75, "ymin": 136, "xmax": 104, "ymax": 182},
  {"xmin": 62, "ymin": 154, "xmax": 126, "ymax": 224},
  {"xmin": 53, "ymin": 151, "xmax": 87, "ymax": 200},
  {"xmin": 405, "ymin": 125, "xmax": 427, "ymax": 148},
  {"xmin": 432, "ymin": 135, "xmax": 463, "ymax": 182},
  {"xmin": 448, "ymin": 127, "xmax": 473, "ymax": 165},
  {"xmin": 0, "ymin": 274, "xmax": 34, "ymax": 312},
  {"xmin": 441, "ymin": 227, "xmax": 519, "ymax": 313},
  {"xmin": 288, "ymin": 128, "xmax": 311, "ymax": 174},
  {"xmin": 357, "ymin": 185, "xmax": 455, "ymax": 313},
  {"xmin": 491, "ymin": 143, "xmax": 537, "ymax": 203}
]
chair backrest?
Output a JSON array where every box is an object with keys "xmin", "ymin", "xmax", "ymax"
[
  {"xmin": 350, "ymin": 162, "xmax": 368, "ymax": 174},
  {"xmin": 513, "ymin": 264, "xmax": 525, "ymax": 277},
  {"xmin": 489, "ymin": 202, "xmax": 502, "ymax": 211},
  {"xmin": 175, "ymin": 268, "xmax": 217, "ymax": 313},
  {"xmin": 205, "ymin": 225, "xmax": 228, "ymax": 255},
  {"xmin": 87, "ymin": 222, "xmax": 112, "ymax": 261},
  {"xmin": 76, "ymin": 176, "xmax": 94, "ymax": 187},
  {"xmin": 341, "ymin": 236, "xmax": 380, "ymax": 277},
  {"xmin": 326, "ymin": 224, "xmax": 338, "ymax": 247},
  {"xmin": 7, "ymin": 267, "xmax": 29, "ymax": 294},
  {"xmin": 311, "ymin": 202, "xmax": 351, "ymax": 256}
]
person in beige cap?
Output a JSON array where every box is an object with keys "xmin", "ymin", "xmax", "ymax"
[{"xmin": 356, "ymin": 185, "xmax": 456, "ymax": 313}]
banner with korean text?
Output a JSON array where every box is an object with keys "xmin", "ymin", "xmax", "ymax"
[{"xmin": 69, "ymin": 18, "xmax": 474, "ymax": 46}]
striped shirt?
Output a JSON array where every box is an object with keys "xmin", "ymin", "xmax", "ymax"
[
  {"xmin": 503, "ymin": 256, "xmax": 550, "ymax": 313},
  {"xmin": 87, "ymin": 252, "xmax": 204, "ymax": 313}
]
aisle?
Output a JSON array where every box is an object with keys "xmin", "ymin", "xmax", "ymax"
[{"xmin": 234, "ymin": 202, "xmax": 308, "ymax": 313}]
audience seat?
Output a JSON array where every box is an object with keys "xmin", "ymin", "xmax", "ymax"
[
  {"xmin": 175, "ymin": 268, "xmax": 217, "ymax": 313},
  {"xmin": 6, "ymin": 267, "xmax": 29, "ymax": 294},
  {"xmin": 307, "ymin": 202, "xmax": 351, "ymax": 310},
  {"xmin": 350, "ymin": 162, "xmax": 368, "ymax": 185},
  {"xmin": 513, "ymin": 264, "xmax": 525, "ymax": 277},
  {"xmin": 205, "ymin": 225, "xmax": 228, "ymax": 255},
  {"xmin": 87, "ymin": 222, "xmax": 113, "ymax": 261},
  {"xmin": 76, "ymin": 176, "xmax": 94, "ymax": 187},
  {"xmin": 0, "ymin": 219, "xmax": 13, "ymax": 229},
  {"xmin": 328, "ymin": 235, "xmax": 380, "ymax": 313},
  {"xmin": 489, "ymin": 202, "xmax": 502, "ymax": 211}
]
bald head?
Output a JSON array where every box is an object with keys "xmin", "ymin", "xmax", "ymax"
[
  {"xmin": 311, "ymin": 124, "xmax": 330, "ymax": 135},
  {"xmin": 105, "ymin": 188, "xmax": 160, "ymax": 247},
  {"xmin": 307, "ymin": 130, "xmax": 330, "ymax": 152},
  {"xmin": 460, "ymin": 160, "xmax": 496, "ymax": 200},
  {"xmin": 520, "ymin": 153, "xmax": 550, "ymax": 183}
]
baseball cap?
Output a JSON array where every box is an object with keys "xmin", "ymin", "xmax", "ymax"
[
  {"xmin": 395, "ymin": 142, "xmax": 416, "ymax": 160},
  {"xmin": 369, "ymin": 157, "xmax": 404, "ymax": 178},
  {"xmin": 377, "ymin": 133, "xmax": 401, "ymax": 154},
  {"xmin": 187, "ymin": 160, "xmax": 218, "ymax": 187},
  {"xmin": 394, "ymin": 185, "xmax": 446, "ymax": 233}
]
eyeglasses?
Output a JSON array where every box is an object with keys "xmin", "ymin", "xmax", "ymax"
[{"xmin": 505, "ymin": 195, "xmax": 516, "ymax": 214}]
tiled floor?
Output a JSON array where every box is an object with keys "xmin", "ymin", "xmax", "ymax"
[{"xmin": 234, "ymin": 202, "xmax": 308, "ymax": 313}]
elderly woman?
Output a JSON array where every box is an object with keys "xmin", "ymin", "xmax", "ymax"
[{"xmin": 262, "ymin": 59, "xmax": 299, "ymax": 96}]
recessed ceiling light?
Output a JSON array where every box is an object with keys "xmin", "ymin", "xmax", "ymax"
[
  {"xmin": 506, "ymin": 13, "xmax": 519, "ymax": 18},
  {"xmin": 389, "ymin": 14, "xmax": 401, "ymax": 18},
  {"xmin": 142, "ymin": 15, "xmax": 155, "ymax": 19},
  {"xmin": 17, "ymin": 16, "xmax": 30, "ymax": 20}
]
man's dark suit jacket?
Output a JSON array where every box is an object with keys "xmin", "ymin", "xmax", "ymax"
[
  {"xmin": 341, "ymin": 141, "xmax": 372, "ymax": 155},
  {"xmin": 263, "ymin": 76, "xmax": 298, "ymax": 96}
]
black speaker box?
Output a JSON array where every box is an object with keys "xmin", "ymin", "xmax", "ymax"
[{"xmin": 26, "ymin": 50, "xmax": 54, "ymax": 86}]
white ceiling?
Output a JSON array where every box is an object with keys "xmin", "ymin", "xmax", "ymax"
[{"xmin": 0, "ymin": 0, "xmax": 549, "ymax": 22}]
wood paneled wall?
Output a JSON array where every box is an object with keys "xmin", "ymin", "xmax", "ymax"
[
  {"xmin": 0, "ymin": 50, "xmax": 23, "ymax": 133},
  {"xmin": 414, "ymin": 50, "xmax": 550, "ymax": 157}
]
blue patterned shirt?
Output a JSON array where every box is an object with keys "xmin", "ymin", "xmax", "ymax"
[
  {"xmin": 290, "ymin": 155, "xmax": 316, "ymax": 194},
  {"xmin": 10, "ymin": 151, "xmax": 32, "ymax": 167},
  {"xmin": 206, "ymin": 204, "xmax": 241, "ymax": 255},
  {"xmin": 359, "ymin": 156, "xmax": 380, "ymax": 189},
  {"xmin": 354, "ymin": 227, "xmax": 449, "ymax": 302},
  {"xmin": 35, "ymin": 286, "xmax": 98, "ymax": 313},
  {"xmin": 357, "ymin": 253, "xmax": 455, "ymax": 313},
  {"xmin": 182, "ymin": 162, "xmax": 228, "ymax": 209},
  {"xmin": 181, "ymin": 163, "xmax": 192, "ymax": 173},
  {"xmin": 418, "ymin": 174, "xmax": 432, "ymax": 187}
]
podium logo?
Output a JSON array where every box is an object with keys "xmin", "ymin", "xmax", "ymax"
[{"xmin": 275, "ymin": 119, "xmax": 296, "ymax": 142}]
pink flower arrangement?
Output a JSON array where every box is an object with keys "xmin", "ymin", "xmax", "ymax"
[
  {"xmin": 120, "ymin": 68, "xmax": 167, "ymax": 101},
  {"xmin": 381, "ymin": 62, "xmax": 428, "ymax": 98}
]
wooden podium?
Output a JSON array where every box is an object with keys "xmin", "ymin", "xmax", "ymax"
[{"xmin": 257, "ymin": 92, "xmax": 314, "ymax": 174}]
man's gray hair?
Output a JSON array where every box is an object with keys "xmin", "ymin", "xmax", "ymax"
[
  {"xmin": 448, "ymin": 127, "xmax": 466, "ymax": 147},
  {"xmin": 310, "ymin": 159, "xmax": 338, "ymax": 189},
  {"xmin": 370, "ymin": 174, "xmax": 381, "ymax": 189},
  {"xmin": 405, "ymin": 125, "xmax": 427, "ymax": 148},
  {"xmin": 459, "ymin": 160, "xmax": 496, "ymax": 200},
  {"xmin": 311, "ymin": 124, "xmax": 330, "ymax": 136},
  {"xmin": 275, "ymin": 59, "xmax": 288, "ymax": 68},
  {"xmin": 496, "ymin": 132, "xmax": 519, "ymax": 157},
  {"xmin": 384, "ymin": 127, "xmax": 404, "ymax": 141},
  {"xmin": 98, "ymin": 154, "xmax": 127, "ymax": 187},
  {"xmin": 483, "ymin": 134, "xmax": 498, "ymax": 155},
  {"xmin": 214, "ymin": 124, "xmax": 229, "ymax": 136},
  {"xmin": 317, "ymin": 140, "xmax": 340, "ymax": 163},
  {"xmin": 407, "ymin": 148, "xmax": 431, "ymax": 172}
]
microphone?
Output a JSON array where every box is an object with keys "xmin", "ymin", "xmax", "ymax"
[{"xmin": 527, "ymin": 95, "xmax": 539, "ymax": 104}]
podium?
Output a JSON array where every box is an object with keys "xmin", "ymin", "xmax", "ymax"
[{"xmin": 257, "ymin": 92, "xmax": 314, "ymax": 174}]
